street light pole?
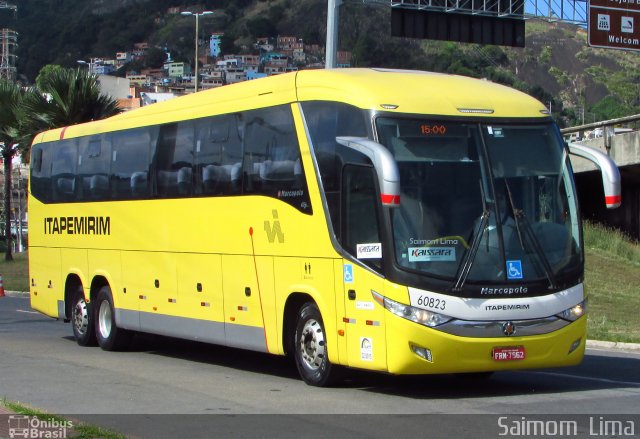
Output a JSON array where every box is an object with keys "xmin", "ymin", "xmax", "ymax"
[
  {"xmin": 325, "ymin": 0, "xmax": 342, "ymax": 69},
  {"xmin": 77, "ymin": 59, "xmax": 91, "ymax": 72},
  {"xmin": 181, "ymin": 10, "xmax": 214, "ymax": 93}
]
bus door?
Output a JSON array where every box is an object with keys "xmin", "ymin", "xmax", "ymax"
[{"xmin": 341, "ymin": 164, "xmax": 388, "ymax": 371}]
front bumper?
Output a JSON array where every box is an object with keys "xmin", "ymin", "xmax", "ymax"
[{"xmin": 385, "ymin": 312, "xmax": 586, "ymax": 375}]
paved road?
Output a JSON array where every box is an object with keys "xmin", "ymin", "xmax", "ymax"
[{"xmin": 1, "ymin": 295, "xmax": 639, "ymax": 438}]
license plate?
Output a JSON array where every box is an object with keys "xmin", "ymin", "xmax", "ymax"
[{"xmin": 492, "ymin": 346, "xmax": 526, "ymax": 361}]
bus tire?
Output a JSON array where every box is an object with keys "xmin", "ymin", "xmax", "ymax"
[
  {"xmin": 293, "ymin": 302, "xmax": 341, "ymax": 387},
  {"xmin": 95, "ymin": 286, "xmax": 132, "ymax": 351},
  {"xmin": 71, "ymin": 286, "xmax": 97, "ymax": 346}
]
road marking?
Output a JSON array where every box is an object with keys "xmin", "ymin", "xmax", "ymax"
[
  {"xmin": 15, "ymin": 309, "xmax": 40, "ymax": 314},
  {"xmin": 534, "ymin": 371, "xmax": 640, "ymax": 387}
]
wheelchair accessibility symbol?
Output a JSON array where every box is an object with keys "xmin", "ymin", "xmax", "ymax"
[
  {"xmin": 506, "ymin": 260, "xmax": 523, "ymax": 280},
  {"xmin": 343, "ymin": 264, "xmax": 354, "ymax": 283}
]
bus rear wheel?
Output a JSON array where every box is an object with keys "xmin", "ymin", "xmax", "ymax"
[
  {"xmin": 293, "ymin": 302, "xmax": 340, "ymax": 387},
  {"xmin": 71, "ymin": 286, "xmax": 96, "ymax": 346},
  {"xmin": 95, "ymin": 286, "xmax": 132, "ymax": 351}
]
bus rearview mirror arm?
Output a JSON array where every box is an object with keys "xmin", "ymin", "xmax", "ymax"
[
  {"xmin": 568, "ymin": 142, "xmax": 621, "ymax": 209},
  {"xmin": 336, "ymin": 137, "xmax": 401, "ymax": 207}
]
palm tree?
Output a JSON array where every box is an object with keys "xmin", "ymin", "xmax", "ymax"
[
  {"xmin": 5, "ymin": 67, "xmax": 121, "ymax": 261},
  {"xmin": 0, "ymin": 79, "xmax": 27, "ymax": 261},
  {"xmin": 24, "ymin": 67, "xmax": 122, "ymax": 136}
]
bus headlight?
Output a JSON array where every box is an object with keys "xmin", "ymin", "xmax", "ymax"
[
  {"xmin": 372, "ymin": 291, "xmax": 452, "ymax": 327},
  {"xmin": 556, "ymin": 299, "xmax": 587, "ymax": 322}
]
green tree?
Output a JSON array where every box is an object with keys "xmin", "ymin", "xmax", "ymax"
[
  {"xmin": 0, "ymin": 79, "xmax": 27, "ymax": 261},
  {"xmin": 35, "ymin": 64, "xmax": 67, "ymax": 90},
  {"xmin": 247, "ymin": 16, "xmax": 277, "ymax": 38},
  {"xmin": 590, "ymin": 96, "xmax": 633, "ymax": 121},
  {"xmin": 145, "ymin": 47, "xmax": 168, "ymax": 69},
  {"xmin": 23, "ymin": 67, "xmax": 122, "ymax": 136}
]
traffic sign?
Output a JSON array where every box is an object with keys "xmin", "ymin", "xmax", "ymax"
[
  {"xmin": 589, "ymin": 0, "xmax": 640, "ymax": 11},
  {"xmin": 589, "ymin": 0, "xmax": 640, "ymax": 51}
]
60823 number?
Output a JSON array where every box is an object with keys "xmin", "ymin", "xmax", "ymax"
[{"xmin": 416, "ymin": 295, "xmax": 446, "ymax": 311}]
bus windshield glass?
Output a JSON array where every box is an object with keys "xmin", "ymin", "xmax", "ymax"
[{"xmin": 376, "ymin": 117, "xmax": 582, "ymax": 286}]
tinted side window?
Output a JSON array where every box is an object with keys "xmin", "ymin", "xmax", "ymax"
[
  {"xmin": 301, "ymin": 101, "xmax": 368, "ymax": 229},
  {"xmin": 195, "ymin": 114, "xmax": 243, "ymax": 195},
  {"xmin": 302, "ymin": 101, "xmax": 368, "ymax": 184},
  {"xmin": 30, "ymin": 143, "xmax": 54, "ymax": 202},
  {"xmin": 111, "ymin": 127, "xmax": 157, "ymax": 199},
  {"xmin": 78, "ymin": 135, "xmax": 111, "ymax": 201},
  {"xmin": 51, "ymin": 140, "xmax": 79, "ymax": 202},
  {"xmin": 343, "ymin": 165, "xmax": 382, "ymax": 270},
  {"xmin": 156, "ymin": 122, "xmax": 195, "ymax": 197},
  {"xmin": 243, "ymin": 105, "xmax": 311, "ymax": 213}
]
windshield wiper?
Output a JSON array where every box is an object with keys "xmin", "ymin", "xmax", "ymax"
[
  {"xmin": 452, "ymin": 181, "xmax": 490, "ymax": 293},
  {"xmin": 503, "ymin": 180, "xmax": 557, "ymax": 289}
]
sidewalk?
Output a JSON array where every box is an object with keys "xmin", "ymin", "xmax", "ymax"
[
  {"xmin": 586, "ymin": 339, "xmax": 640, "ymax": 352},
  {"xmin": 3, "ymin": 291, "xmax": 29, "ymax": 297}
]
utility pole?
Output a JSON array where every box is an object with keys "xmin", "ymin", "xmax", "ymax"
[
  {"xmin": 0, "ymin": 2, "xmax": 17, "ymax": 82},
  {"xmin": 325, "ymin": 0, "xmax": 342, "ymax": 69}
]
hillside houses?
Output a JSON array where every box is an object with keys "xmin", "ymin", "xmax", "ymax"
[{"xmin": 88, "ymin": 30, "xmax": 351, "ymax": 109}]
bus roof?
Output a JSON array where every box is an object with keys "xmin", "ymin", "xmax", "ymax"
[
  {"xmin": 295, "ymin": 68, "xmax": 549, "ymax": 119},
  {"xmin": 34, "ymin": 68, "xmax": 549, "ymax": 143}
]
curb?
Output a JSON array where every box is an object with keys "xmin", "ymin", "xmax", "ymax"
[
  {"xmin": 3, "ymin": 290, "xmax": 30, "ymax": 297},
  {"xmin": 586, "ymin": 339, "xmax": 640, "ymax": 352}
]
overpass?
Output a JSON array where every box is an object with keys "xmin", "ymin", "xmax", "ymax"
[{"xmin": 567, "ymin": 124, "xmax": 640, "ymax": 240}]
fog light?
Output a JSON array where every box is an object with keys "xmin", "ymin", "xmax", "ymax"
[
  {"xmin": 568, "ymin": 337, "xmax": 582, "ymax": 354},
  {"xmin": 410, "ymin": 344, "xmax": 433, "ymax": 362}
]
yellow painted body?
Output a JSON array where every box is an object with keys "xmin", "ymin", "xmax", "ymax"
[{"xmin": 29, "ymin": 69, "xmax": 584, "ymax": 375}]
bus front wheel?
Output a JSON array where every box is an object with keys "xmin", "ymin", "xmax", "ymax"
[
  {"xmin": 293, "ymin": 302, "xmax": 340, "ymax": 387},
  {"xmin": 95, "ymin": 286, "xmax": 132, "ymax": 351},
  {"xmin": 71, "ymin": 286, "xmax": 96, "ymax": 346}
]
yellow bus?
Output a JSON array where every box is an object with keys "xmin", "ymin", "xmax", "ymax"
[{"xmin": 28, "ymin": 69, "xmax": 621, "ymax": 386}]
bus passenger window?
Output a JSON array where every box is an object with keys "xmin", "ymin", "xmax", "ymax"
[
  {"xmin": 111, "ymin": 128, "xmax": 156, "ymax": 199},
  {"xmin": 51, "ymin": 140, "xmax": 79, "ymax": 202},
  {"xmin": 195, "ymin": 114, "xmax": 242, "ymax": 196},
  {"xmin": 156, "ymin": 122, "xmax": 195, "ymax": 197},
  {"xmin": 30, "ymin": 145, "xmax": 52, "ymax": 202},
  {"xmin": 242, "ymin": 105, "xmax": 311, "ymax": 213},
  {"xmin": 78, "ymin": 136, "xmax": 111, "ymax": 201}
]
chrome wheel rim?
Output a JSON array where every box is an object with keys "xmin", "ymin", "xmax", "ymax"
[
  {"xmin": 299, "ymin": 318, "xmax": 325, "ymax": 371},
  {"xmin": 98, "ymin": 300, "xmax": 112, "ymax": 340},
  {"xmin": 73, "ymin": 297, "xmax": 89, "ymax": 335}
]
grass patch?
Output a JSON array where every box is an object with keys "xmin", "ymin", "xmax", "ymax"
[
  {"xmin": 583, "ymin": 220, "xmax": 640, "ymax": 264},
  {"xmin": 0, "ymin": 251, "xmax": 29, "ymax": 292},
  {"xmin": 1, "ymin": 398, "xmax": 126, "ymax": 439},
  {"xmin": 583, "ymin": 221, "xmax": 640, "ymax": 343}
]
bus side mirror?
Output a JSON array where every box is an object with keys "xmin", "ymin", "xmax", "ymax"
[
  {"xmin": 568, "ymin": 142, "xmax": 621, "ymax": 209},
  {"xmin": 336, "ymin": 137, "xmax": 401, "ymax": 207}
]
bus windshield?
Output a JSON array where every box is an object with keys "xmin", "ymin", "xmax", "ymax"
[{"xmin": 376, "ymin": 117, "xmax": 582, "ymax": 286}]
